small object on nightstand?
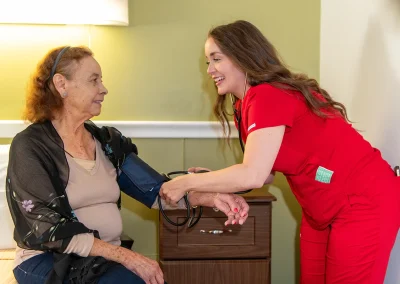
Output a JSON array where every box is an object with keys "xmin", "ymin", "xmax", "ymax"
[{"xmin": 200, "ymin": 229, "xmax": 233, "ymax": 234}]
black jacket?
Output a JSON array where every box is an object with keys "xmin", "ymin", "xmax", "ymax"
[{"xmin": 6, "ymin": 120, "xmax": 137, "ymax": 283}]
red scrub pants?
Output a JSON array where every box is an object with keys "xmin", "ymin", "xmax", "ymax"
[{"xmin": 300, "ymin": 177, "xmax": 400, "ymax": 284}]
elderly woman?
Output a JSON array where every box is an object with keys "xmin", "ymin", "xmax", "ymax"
[{"xmin": 6, "ymin": 46, "xmax": 249, "ymax": 284}]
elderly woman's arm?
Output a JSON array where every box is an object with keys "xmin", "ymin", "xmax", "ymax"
[
  {"xmin": 152, "ymin": 191, "xmax": 249, "ymax": 225},
  {"xmin": 89, "ymin": 238, "xmax": 164, "ymax": 284}
]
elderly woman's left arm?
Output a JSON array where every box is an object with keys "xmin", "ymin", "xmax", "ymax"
[{"xmin": 152, "ymin": 192, "xmax": 249, "ymax": 225}]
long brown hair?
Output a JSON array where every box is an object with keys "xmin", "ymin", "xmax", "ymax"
[
  {"xmin": 24, "ymin": 46, "xmax": 93, "ymax": 123},
  {"xmin": 209, "ymin": 20, "xmax": 349, "ymax": 136}
]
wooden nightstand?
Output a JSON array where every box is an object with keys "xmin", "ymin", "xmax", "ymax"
[{"xmin": 159, "ymin": 194, "xmax": 276, "ymax": 284}]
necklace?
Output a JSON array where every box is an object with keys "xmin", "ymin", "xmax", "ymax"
[{"xmin": 63, "ymin": 135, "xmax": 96, "ymax": 160}]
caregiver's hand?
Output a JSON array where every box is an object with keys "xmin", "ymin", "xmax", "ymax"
[
  {"xmin": 159, "ymin": 174, "xmax": 188, "ymax": 206},
  {"xmin": 159, "ymin": 167, "xmax": 212, "ymax": 205}
]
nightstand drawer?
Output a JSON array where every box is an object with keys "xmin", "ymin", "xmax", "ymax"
[
  {"xmin": 161, "ymin": 259, "xmax": 270, "ymax": 284},
  {"xmin": 160, "ymin": 203, "xmax": 272, "ymax": 260}
]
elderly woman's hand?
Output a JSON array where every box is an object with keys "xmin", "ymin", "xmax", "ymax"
[
  {"xmin": 215, "ymin": 193, "xmax": 249, "ymax": 225},
  {"xmin": 188, "ymin": 191, "xmax": 249, "ymax": 225},
  {"xmin": 122, "ymin": 250, "xmax": 164, "ymax": 284},
  {"xmin": 90, "ymin": 239, "xmax": 164, "ymax": 284},
  {"xmin": 187, "ymin": 166, "xmax": 212, "ymax": 173},
  {"xmin": 186, "ymin": 167, "xmax": 250, "ymax": 224}
]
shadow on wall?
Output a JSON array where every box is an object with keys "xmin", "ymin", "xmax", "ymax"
[
  {"xmin": 351, "ymin": 18, "xmax": 400, "ymax": 166},
  {"xmin": 351, "ymin": 12, "xmax": 400, "ymax": 284}
]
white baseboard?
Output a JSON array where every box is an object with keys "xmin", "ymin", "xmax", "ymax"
[{"xmin": 0, "ymin": 120, "xmax": 238, "ymax": 139}]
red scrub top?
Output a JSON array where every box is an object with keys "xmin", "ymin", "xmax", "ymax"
[{"xmin": 235, "ymin": 83, "xmax": 393, "ymax": 229}]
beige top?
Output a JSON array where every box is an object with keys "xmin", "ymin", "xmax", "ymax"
[
  {"xmin": 14, "ymin": 140, "xmax": 121, "ymax": 266},
  {"xmin": 14, "ymin": 139, "xmax": 187, "ymax": 267}
]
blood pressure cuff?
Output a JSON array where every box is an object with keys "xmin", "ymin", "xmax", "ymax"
[
  {"xmin": 98, "ymin": 125, "xmax": 168, "ymax": 208},
  {"xmin": 117, "ymin": 152, "xmax": 169, "ymax": 208}
]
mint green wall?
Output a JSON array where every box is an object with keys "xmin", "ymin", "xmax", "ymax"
[
  {"xmin": 0, "ymin": 0, "xmax": 319, "ymax": 120},
  {"xmin": 0, "ymin": 1, "xmax": 320, "ymax": 283},
  {"xmin": 99, "ymin": 0, "xmax": 320, "ymax": 120}
]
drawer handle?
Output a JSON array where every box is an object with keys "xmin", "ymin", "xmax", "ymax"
[{"xmin": 200, "ymin": 229, "xmax": 233, "ymax": 235}]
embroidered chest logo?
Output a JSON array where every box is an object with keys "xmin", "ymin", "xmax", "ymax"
[{"xmin": 248, "ymin": 123, "xmax": 256, "ymax": 131}]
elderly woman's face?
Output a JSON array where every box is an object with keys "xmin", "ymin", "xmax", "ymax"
[{"xmin": 64, "ymin": 56, "xmax": 108, "ymax": 119}]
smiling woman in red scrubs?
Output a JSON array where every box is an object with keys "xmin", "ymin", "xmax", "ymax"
[{"xmin": 160, "ymin": 20, "xmax": 400, "ymax": 283}]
